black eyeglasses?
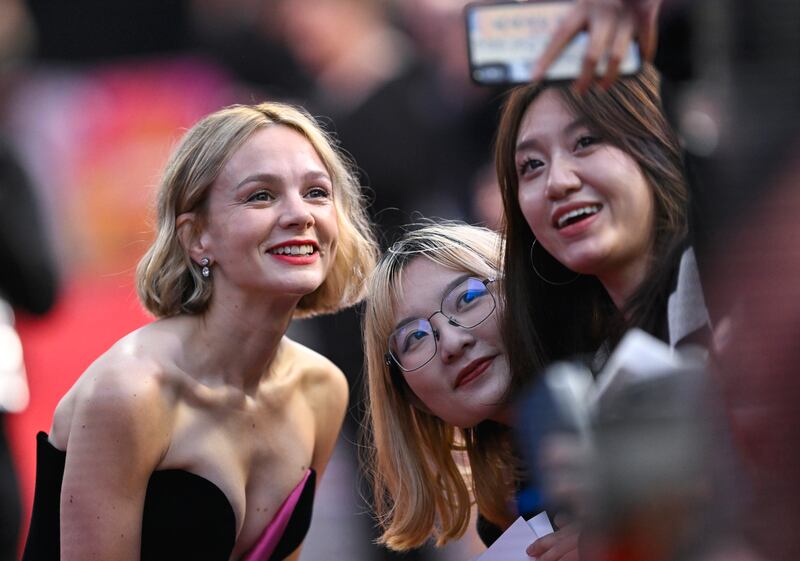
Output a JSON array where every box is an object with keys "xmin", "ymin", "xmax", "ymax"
[{"xmin": 384, "ymin": 277, "xmax": 496, "ymax": 372}]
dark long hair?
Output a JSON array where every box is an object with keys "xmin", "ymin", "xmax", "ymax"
[{"xmin": 495, "ymin": 64, "xmax": 690, "ymax": 383}]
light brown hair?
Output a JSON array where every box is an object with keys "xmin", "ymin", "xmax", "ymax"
[
  {"xmin": 362, "ymin": 222, "xmax": 518, "ymax": 550},
  {"xmin": 136, "ymin": 101, "xmax": 378, "ymax": 318}
]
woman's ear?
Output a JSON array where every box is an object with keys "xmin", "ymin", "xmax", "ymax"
[{"xmin": 176, "ymin": 212, "xmax": 208, "ymax": 265}]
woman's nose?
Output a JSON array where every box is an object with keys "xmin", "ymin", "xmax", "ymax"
[
  {"xmin": 433, "ymin": 317, "xmax": 475, "ymax": 363},
  {"xmin": 279, "ymin": 192, "xmax": 315, "ymax": 230},
  {"xmin": 545, "ymin": 154, "xmax": 581, "ymax": 200}
]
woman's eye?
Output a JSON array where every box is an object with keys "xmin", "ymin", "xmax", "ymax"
[
  {"xmin": 458, "ymin": 289, "xmax": 486, "ymax": 308},
  {"xmin": 518, "ymin": 158, "xmax": 544, "ymax": 177},
  {"xmin": 575, "ymin": 135, "xmax": 599, "ymax": 150},
  {"xmin": 247, "ymin": 190, "xmax": 273, "ymax": 203},
  {"xmin": 306, "ymin": 186, "xmax": 331, "ymax": 199},
  {"xmin": 403, "ymin": 330, "xmax": 429, "ymax": 352}
]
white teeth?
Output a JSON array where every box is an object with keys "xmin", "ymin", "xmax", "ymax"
[
  {"xmin": 557, "ymin": 205, "xmax": 601, "ymax": 228},
  {"xmin": 269, "ymin": 244, "xmax": 315, "ymax": 256}
]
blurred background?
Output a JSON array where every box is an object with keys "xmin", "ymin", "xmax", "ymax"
[{"xmin": 0, "ymin": 0, "xmax": 798, "ymax": 560}]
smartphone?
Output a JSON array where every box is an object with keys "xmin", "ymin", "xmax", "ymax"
[{"xmin": 465, "ymin": 0, "xmax": 642, "ymax": 85}]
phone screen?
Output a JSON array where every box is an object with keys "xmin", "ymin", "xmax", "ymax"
[{"xmin": 465, "ymin": 1, "xmax": 641, "ymax": 85}]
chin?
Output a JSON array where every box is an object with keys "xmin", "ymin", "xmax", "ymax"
[
  {"xmin": 559, "ymin": 250, "xmax": 611, "ymax": 276},
  {"xmin": 274, "ymin": 271, "xmax": 327, "ymax": 294},
  {"xmin": 446, "ymin": 406, "xmax": 502, "ymax": 429},
  {"xmin": 558, "ymin": 236, "xmax": 619, "ymax": 269}
]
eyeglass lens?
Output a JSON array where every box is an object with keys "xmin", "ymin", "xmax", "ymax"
[{"xmin": 389, "ymin": 277, "xmax": 495, "ymax": 371}]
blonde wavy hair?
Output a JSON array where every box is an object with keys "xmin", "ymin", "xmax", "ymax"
[
  {"xmin": 362, "ymin": 222, "xmax": 518, "ymax": 550},
  {"xmin": 136, "ymin": 101, "xmax": 378, "ymax": 318}
]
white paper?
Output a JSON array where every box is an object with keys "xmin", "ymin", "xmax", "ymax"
[
  {"xmin": 526, "ymin": 511, "xmax": 554, "ymax": 538},
  {"xmin": 471, "ymin": 512, "xmax": 554, "ymax": 561},
  {"xmin": 589, "ymin": 328, "xmax": 685, "ymax": 412}
]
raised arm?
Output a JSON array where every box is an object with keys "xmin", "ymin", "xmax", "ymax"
[{"xmin": 58, "ymin": 365, "xmax": 171, "ymax": 561}]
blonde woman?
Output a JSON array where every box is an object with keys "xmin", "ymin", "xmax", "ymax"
[
  {"xmin": 362, "ymin": 222, "xmax": 525, "ymax": 552},
  {"xmin": 22, "ymin": 102, "xmax": 378, "ymax": 561}
]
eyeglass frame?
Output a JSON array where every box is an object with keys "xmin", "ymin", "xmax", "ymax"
[{"xmin": 383, "ymin": 276, "xmax": 497, "ymax": 373}]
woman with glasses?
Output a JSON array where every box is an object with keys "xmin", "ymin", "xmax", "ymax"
[{"xmin": 362, "ymin": 222, "xmax": 522, "ymax": 552}]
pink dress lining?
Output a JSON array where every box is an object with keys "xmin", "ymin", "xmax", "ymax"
[{"xmin": 241, "ymin": 469, "xmax": 313, "ymax": 561}]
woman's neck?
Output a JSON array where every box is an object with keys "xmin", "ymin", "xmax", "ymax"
[
  {"xmin": 180, "ymin": 291, "xmax": 301, "ymax": 394},
  {"xmin": 597, "ymin": 252, "xmax": 653, "ymax": 313}
]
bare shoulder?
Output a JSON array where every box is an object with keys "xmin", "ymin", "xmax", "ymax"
[
  {"xmin": 281, "ymin": 337, "xmax": 348, "ymax": 414},
  {"xmin": 50, "ymin": 325, "xmax": 176, "ymax": 457},
  {"xmin": 280, "ymin": 337, "xmax": 348, "ymax": 476},
  {"xmin": 54, "ymin": 325, "xmax": 185, "ymax": 559}
]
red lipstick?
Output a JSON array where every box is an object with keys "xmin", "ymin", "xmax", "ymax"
[
  {"xmin": 454, "ymin": 356, "xmax": 496, "ymax": 389},
  {"xmin": 266, "ymin": 239, "xmax": 320, "ymax": 265}
]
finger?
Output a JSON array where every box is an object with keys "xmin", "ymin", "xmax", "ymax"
[
  {"xmin": 526, "ymin": 532, "xmax": 560, "ymax": 556},
  {"xmin": 574, "ymin": 10, "xmax": 617, "ymax": 93},
  {"xmin": 539, "ymin": 528, "xmax": 580, "ymax": 561},
  {"xmin": 599, "ymin": 15, "xmax": 634, "ymax": 89},
  {"xmin": 532, "ymin": 9, "xmax": 587, "ymax": 82},
  {"xmin": 635, "ymin": 3, "xmax": 660, "ymax": 61},
  {"xmin": 539, "ymin": 533, "xmax": 578, "ymax": 561}
]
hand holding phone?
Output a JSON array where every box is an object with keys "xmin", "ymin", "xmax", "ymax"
[
  {"xmin": 465, "ymin": 0, "xmax": 643, "ymax": 87},
  {"xmin": 531, "ymin": 0, "xmax": 661, "ymax": 92}
]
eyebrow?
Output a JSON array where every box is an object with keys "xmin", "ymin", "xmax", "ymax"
[
  {"xmin": 515, "ymin": 117, "xmax": 591, "ymax": 155},
  {"xmin": 393, "ymin": 272, "xmax": 475, "ymax": 331},
  {"xmin": 234, "ymin": 170, "xmax": 333, "ymax": 191}
]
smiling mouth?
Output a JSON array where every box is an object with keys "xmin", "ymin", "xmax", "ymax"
[
  {"xmin": 555, "ymin": 204, "xmax": 602, "ymax": 229},
  {"xmin": 267, "ymin": 244, "xmax": 317, "ymax": 256}
]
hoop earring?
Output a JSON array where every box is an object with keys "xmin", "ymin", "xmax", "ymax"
[
  {"xmin": 200, "ymin": 257, "xmax": 211, "ymax": 279},
  {"xmin": 529, "ymin": 240, "xmax": 579, "ymax": 286}
]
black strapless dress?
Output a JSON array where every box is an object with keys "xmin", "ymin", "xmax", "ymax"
[{"xmin": 22, "ymin": 432, "xmax": 315, "ymax": 561}]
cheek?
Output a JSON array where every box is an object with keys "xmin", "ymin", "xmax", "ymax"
[
  {"xmin": 517, "ymin": 186, "xmax": 544, "ymax": 234},
  {"xmin": 402, "ymin": 374, "xmax": 440, "ymax": 409},
  {"xmin": 325, "ymin": 213, "xmax": 340, "ymax": 268},
  {"xmin": 324, "ymin": 206, "xmax": 340, "ymax": 241},
  {"xmin": 630, "ymin": 180, "xmax": 656, "ymax": 240},
  {"xmin": 641, "ymin": 194, "xmax": 656, "ymax": 238},
  {"xmin": 475, "ymin": 316, "xmax": 503, "ymax": 348}
]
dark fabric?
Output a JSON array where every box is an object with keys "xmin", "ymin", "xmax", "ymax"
[
  {"xmin": 476, "ymin": 501, "xmax": 546, "ymax": 548},
  {"xmin": 267, "ymin": 470, "xmax": 315, "ymax": 561},
  {"xmin": 476, "ymin": 511, "xmax": 503, "ymax": 548},
  {"xmin": 138, "ymin": 470, "xmax": 235, "ymax": 561},
  {"xmin": 0, "ymin": 138, "xmax": 58, "ymax": 315},
  {"xmin": 27, "ymin": 0, "xmax": 189, "ymax": 61},
  {"xmin": 0, "ymin": 415, "xmax": 21, "ymax": 561},
  {"xmin": 22, "ymin": 432, "xmax": 314, "ymax": 561},
  {"xmin": 476, "ymin": 450, "xmax": 544, "ymax": 548}
]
